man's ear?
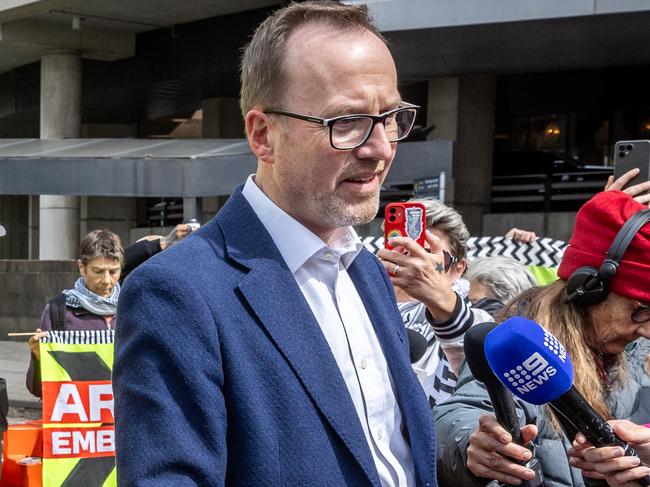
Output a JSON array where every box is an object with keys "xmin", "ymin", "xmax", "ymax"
[
  {"xmin": 246, "ymin": 110, "xmax": 275, "ymax": 164},
  {"xmin": 77, "ymin": 259, "xmax": 85, "ymax": 277}
]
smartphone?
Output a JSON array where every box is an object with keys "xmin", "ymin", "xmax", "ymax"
[
  {"xmin": 614, "ymin": 140, "xmax": 650, "ymax": 195},
  {"xmin": 384, "ymin": 202, "xmax": 426, "ymax": 250}
]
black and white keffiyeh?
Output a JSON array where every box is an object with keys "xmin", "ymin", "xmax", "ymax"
[{"xmin": 62, "ymin": 277, "xmax": 120, "ymax": 316}]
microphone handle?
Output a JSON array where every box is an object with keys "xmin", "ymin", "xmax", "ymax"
[
  {"xmin": 484, "ymin": 384, "xmax": 546, "ymax": 486},
  {"xmin": 552, "ymin": 388, "xmax": 632, "ymax": 451},
  {"xmin": 552, "ymin": 388, "xmax": 650, "ymax": 487},
  {"xmin": 485, "ymin": 383, "xmax": 522, "ymax": 444}
]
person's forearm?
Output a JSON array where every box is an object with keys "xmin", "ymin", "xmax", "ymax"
[
  {"xmin": 425, "ymin": 295, "xmax": 474, "ymax": 343},
  {"xmin": 422, "ymin": 290, "xmax": 458, "ymax": 322}
]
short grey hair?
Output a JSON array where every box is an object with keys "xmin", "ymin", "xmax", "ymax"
[
  {"xmin": 79, "ymin": 229, "xmax": 124, "ymax": 266},
  {"xmin": 239, "ymin": 0, "xmax": 385, "ymax": 117},
  {"xmin": 465, "ymin": 256, "xmax": 537, "ymax": 303},
  {"xmin": 409, "ymin": 198, "xmax": 470, "ymax": 260}
]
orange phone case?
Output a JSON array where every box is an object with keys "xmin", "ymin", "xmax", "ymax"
[{"xmin": 384, "ymin": 202, "xmax": 426, "ymax": 250}]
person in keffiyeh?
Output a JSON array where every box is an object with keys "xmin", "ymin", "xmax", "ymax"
[{"xmin": 26, "ymin": 229, "xmax": 123, "ymax": 397}]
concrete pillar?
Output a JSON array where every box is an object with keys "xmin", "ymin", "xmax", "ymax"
[
  {"xmin": 202, "ymin": 97, "xmax": 244, "ymax": 138},
  {"xmin": 182, "ymin": 197, "xmax": 203, "ymax": 223},
  {"xmin": 39, "ymin": 196, "xmax": 80, "ymax": 259},
  {"xmin": 28, "ymin": 196, "xmax": 39, "ymax": 259},
  {"xmin": 39, "ymin": 51, "xmax": 82, "ymax": 259},
  {"xmin": 427, "ymin": 75, "xmax": 496, "ymax": 234}
]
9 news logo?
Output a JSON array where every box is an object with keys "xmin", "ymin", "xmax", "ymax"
[
  {"xmin": 503, "ymin": 352, "xmax": 557, "ymax": 395},
  {"xmin": 543, "ymin": 331, "xmax": 567, "ymax": 363}
]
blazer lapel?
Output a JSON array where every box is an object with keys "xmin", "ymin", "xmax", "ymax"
[
  {"xmin": 217, "ymin": 190, "xmax": 381, "ymax": 486},
  {"xmin": 348, "ymin": 251, "xmax": 438, "ymax": 483}
]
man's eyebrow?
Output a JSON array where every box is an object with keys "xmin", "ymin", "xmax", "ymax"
[
  {"xmin": 321, "ymin": 100, "xmax": 404, "ymax": 118},
  {"xmin": 320, "ymin": 104, "xmax": 366, "ymax": 118}
]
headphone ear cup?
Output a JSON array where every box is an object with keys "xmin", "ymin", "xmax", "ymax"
[{"xmin": 565, "ymin": 266, "xmax": 609, "ymax": 307}]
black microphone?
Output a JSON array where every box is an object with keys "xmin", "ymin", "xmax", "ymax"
[
  {"xmin": 406, "ymin": 328, "xmax": 428, "ymax": 363},
  {"xmin": 463, "ymin": 322, "xmax": 544, "ymax": 487},
  {"xmin": 486, "ymin": 317, "xmax": 650, "ymax": 487},
  {"xmin": 464, "ymin": 322, "xmax": 545, "ymax": 487},
  {"xmin": 464, "ymin": 322, "xmax": 522, "ymax": 443}
]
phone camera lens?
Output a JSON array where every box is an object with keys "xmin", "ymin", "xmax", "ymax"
[
  {"xmin": 389, "ymin": 207, "xmax": 397, "ymax": 214},
  {"xmin": 388, "ymin": 216, "xmax": 396, "ymax": 222},
  {"xmin": 619, "ymin": 152, "xmax": 626, "ymax": 158},
  {"xmin": 626, "ymin": 144, "xmax": 634, "ymax": 151}
]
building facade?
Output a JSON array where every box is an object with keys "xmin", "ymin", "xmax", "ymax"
[{"xmin": 2, "ymin": 0, "xmax": 650, "ymax": 258}]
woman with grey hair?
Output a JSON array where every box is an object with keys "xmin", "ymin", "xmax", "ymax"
[
  {"xmin": 465, "ymin": 256, "xmax": 537, "ymax": 315},
  {"xmin": 378, "ymin": 198, "xmax": 493, "ymax": 406},
  {"xmin": 26, "ymin": 229, "xmax": 123, "ymax": 397}
]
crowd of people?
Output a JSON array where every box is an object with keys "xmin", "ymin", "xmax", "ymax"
[{"xmin": 18, "ymin": 1, "xmax": 650, "ymax": 486}]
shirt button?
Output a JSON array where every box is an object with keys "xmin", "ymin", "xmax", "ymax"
[
  {"xmin": 360, "ymin": 358, "xmax": 368, "ymax": 369},
  {"xmin": 323, "ymin": 251, "xmax": 333, "ymax": 260},
  {"xmin": 376, "ymin": 429, "xmax": 383, "ymax": 441}
]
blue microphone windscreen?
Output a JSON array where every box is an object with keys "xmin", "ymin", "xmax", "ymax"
[{"xmin": 484, "ymin": 316, "xmax": 574, "ymax": 405}]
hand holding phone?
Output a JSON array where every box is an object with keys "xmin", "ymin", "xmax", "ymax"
[
  {"xmin": 384, "ymin": 202, "xmax": 427, "ymax": 250},
  {"xmin": 613, "ymin": 140, "xmax": 650, "ymax": 196}
]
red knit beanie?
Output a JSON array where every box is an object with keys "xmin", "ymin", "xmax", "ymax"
[{"xmin": 558, "ymin": 191, "xmax": 650, "ymax": 303}]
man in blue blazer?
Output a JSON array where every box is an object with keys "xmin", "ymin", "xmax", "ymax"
[{"xmin": 114, "ymin": 2, "xmax": 438, "ymax": 485}]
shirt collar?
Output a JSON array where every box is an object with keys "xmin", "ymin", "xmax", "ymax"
[{"xmin": 241, "ymin": 175, "xmax": 363, "ymax": 273}]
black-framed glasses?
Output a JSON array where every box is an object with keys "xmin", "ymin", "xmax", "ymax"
[
  {"xmin": 632, "ymin": 303, "xmax": 650, "ymax": 323},
  {"xmin": 263, "ymin": 103, "xmax": 419, "ymax": 150}
]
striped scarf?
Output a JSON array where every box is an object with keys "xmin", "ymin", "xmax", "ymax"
[{"xmin": 62, "ymin": 277, "xmax": 120, "ymax": 316}]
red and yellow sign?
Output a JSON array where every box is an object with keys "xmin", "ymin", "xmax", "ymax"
[{"xmin": 39, "ymin": 331, "xmax": 116, "ymax": 487}]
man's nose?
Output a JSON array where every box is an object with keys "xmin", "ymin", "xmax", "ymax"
[{"xmin": 355, "ymin": 122, "xmax": 394, "ymax": 161}]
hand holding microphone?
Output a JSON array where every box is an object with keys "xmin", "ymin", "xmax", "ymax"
[
  {"xmin": 464, "ymin": 322, "xmax": 545, "ymax": 486},
  {"xmin": 569, "ymin": 420, "xmax": 650, "ymax": 487},
  {"xmin": 484, "ymin": 317, "xmax": 650, "ymax": 487}
]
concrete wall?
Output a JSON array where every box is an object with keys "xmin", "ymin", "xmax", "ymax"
[
  {"xmin": 0, "ymin": 260, "xmax": 77, "ymax": 339},
  {"xmin": 0, "ymin": 196, "xmax": 29, "ymax": 259},
  {"xmin": 482, "ymin": 211, "xmax": 576, "ymax": 242},
  {"xmin": 364, "ymin": 0, "xmax": 650, "ymax": 32},
  {"xmin": 426, "ymin": 75, "xmax": 496, "ymax": 234},
  {"xmin": 81, "ymin": 196, "xmax": 138, "ymax": 246}
]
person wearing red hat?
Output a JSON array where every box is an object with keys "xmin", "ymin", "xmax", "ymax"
[{"xmin": 434, "ymin": 190, "xmax": 650, "ymax": 487}]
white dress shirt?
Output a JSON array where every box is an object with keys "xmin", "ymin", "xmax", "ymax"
[{"xmin": 242, "ymin": 175, "xmax": 415, "ymax": 487}]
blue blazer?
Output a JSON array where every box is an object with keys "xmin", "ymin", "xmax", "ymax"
[{"xmin": 114, "ymin": 188, "xmax": 437, "ymax": 486}]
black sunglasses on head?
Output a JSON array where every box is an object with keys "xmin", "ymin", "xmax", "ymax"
[
  {"xmin": 442, "ymin": 250, "xmax": 459, "ymax": 272},
  {"xmin": 425, "ymin": 248, "xmax": 458, "ymax": 272}
]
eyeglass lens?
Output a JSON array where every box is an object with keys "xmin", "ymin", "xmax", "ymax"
[{"xmin": 331, "ymin": 108, "xmax": 416, "ymax": 149}]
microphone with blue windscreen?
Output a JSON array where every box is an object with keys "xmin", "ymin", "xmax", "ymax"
[
  {"xmin": 485, "ymin": 317, "xmax": 650, "ymax": 487},
  {"xmin": 484, "ymin": 317, "xmax": 573, "ymax": 406},
  {"xmin": 464, "ymin": 322, "xmax": 544, "ymax": 487}
]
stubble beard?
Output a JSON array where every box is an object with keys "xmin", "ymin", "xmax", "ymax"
[{"xmin": 317, "ymin": 187, "xmax": 381, "ymax": 228}]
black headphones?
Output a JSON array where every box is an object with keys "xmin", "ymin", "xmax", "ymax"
[{"xmin": 565, "ymin": 208, "xmax": 650, "ymax": 307}]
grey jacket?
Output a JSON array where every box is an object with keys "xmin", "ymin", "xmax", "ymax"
[{"xmin": 433, "ymin": 338, "xmax": 650, "ymax": 487}]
